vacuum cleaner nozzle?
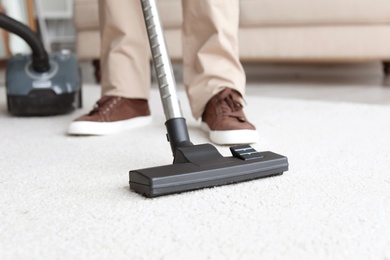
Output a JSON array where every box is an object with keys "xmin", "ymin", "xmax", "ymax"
[{"xmin": 130, "ymin": 144, "xmax": 288, "ymax": 197}]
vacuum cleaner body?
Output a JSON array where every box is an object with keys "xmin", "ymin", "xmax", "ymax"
[
  {"xmin": 6, "ymin": 50, "xmax": 82, "ymax": 116},
  {"xmin": 0, "ymin": 12, "xmax": 82, "ymax": 116}
]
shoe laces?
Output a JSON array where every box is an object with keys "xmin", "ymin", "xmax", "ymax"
[
  {"xmin": 89, "ymin": 96, "xmax": 121, "ymax": 115},
  {"xmin": 217, "ymin": 90, "xmax": 246, "ymax": 122}
]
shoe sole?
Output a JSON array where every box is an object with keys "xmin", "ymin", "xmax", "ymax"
[
  {"xmin": 68, "ymin": 115, "xmax": 153, "ymax": 135},
  {"xmin": 200, "ymin": 122, "xmax": 259, "ymax": 145}
]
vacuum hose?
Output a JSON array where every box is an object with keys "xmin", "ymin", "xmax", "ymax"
[{"xmin": 0, "ymin": 13, "xmax": 50, "ymax": 72}]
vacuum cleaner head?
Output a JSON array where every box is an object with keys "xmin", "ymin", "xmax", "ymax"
[
  {"xmin": 6, "ymin": 50, "xmax": 82, "ymax": 116},
  {"xmin": 130, "ymin": 144, "xmax": 288, "ymax": 198}
]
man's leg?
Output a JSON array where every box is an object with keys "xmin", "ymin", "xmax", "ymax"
[
  {"xmin": 68, "ymin": 0, "xmax": 152, "ymax": 135},
  {"xmin": 99, "ymin": 0, "xmax": 150, "ymax": 98},
  {"xmin": 182, "ymin": 0, "xmax": 258, "ymax": 144}
]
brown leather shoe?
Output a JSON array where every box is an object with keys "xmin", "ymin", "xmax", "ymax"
[
  {"xmin": 68, "ymin": 96, "xmax": 152, "ymax": 135},
  {"xmin": 201, "ymin": 88, "xmax": 258, "ymax": 145}
]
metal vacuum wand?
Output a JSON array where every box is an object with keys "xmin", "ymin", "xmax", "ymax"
[
  {"xmin": 140, "ymin": 0, "xmax": 192, "ymax": 154},
  {"xmin": 141, "ymin": 0, "xmax": 182, "ymax": 120}
]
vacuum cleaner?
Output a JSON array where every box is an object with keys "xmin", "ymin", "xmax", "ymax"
[
  {"xmin": 0, "ymin": 13, "xmax": 81, "ymax": 116},
  {"xmin": 129, "ymin": 0, "xmax": 289, "ymax": 197}
]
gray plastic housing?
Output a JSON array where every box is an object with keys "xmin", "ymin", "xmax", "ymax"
[{"xmin": 6, "ymin": 50, "xmax": 82, "ymax": 116}]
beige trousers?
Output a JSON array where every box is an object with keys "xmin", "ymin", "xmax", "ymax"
[{"xmin": 99, "ymin": 0, "xmax": 245, "ymax": 119}]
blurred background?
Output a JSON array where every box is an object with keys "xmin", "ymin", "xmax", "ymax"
[{"xmin": 1, "ymin": 0, "xmax": 390, "ymax": 104}]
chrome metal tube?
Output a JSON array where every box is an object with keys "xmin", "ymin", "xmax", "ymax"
[{"xmin": 140, "ymin": 0, "xmax": 182, "ymax": 120}]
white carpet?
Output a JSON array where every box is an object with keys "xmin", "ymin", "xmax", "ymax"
[{"xmin": 0, "ymin": 84, "xmax": 389, "ymax": 259}]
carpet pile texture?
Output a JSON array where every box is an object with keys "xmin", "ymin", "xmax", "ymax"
[{"xmin": 0, "ymin": 85, "xmax": 389, "ymax": 259}]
